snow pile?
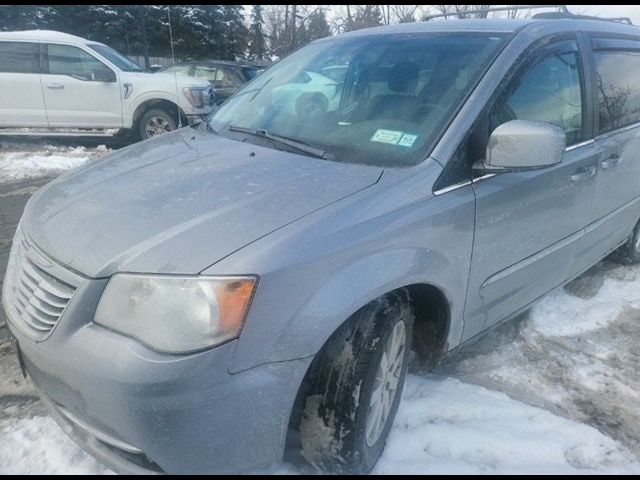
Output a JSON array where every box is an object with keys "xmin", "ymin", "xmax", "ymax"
[
  {"xmin": 528, "ymin": 263, "xmax": 640, "ymax": 337},
  {"xmin": 0, "ymin": 144, "xmax": 110, "ymax": 183},
  {"xmin": 448, "ymin": 261, "xmax": 640, "ymax": 463},
  {"xmin": 0, "ymin": 417, "xmax": 113, "ymax": 475},
  {"xmin": 376, "ymin": 376, "xmax": 640, "ymax": 474}
]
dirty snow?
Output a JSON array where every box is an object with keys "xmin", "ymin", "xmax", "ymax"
[
  {"xmin": 0, "ymin": 142, "xmax": 110, "ymax": 183},
  {"xmin": 1, "ymin": 142, "xmax": 640, "ymax": 474}
]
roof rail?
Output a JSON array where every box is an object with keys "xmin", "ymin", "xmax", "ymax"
[
  {"xmin": 531, "ymin": 11, "xmax": 633, "ymax": 25},
  {"xmin": 423, "ymin": 5, "xmax": 568, "ymax": 21}
]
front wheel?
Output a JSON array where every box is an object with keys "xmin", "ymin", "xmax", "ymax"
[
  {"xmin": 138, "ymin": 108, "xmax": 178, "ymax": 140},
  {"xmin": 297, "ymin": 290, "xmax": 414, "ymax": 473}
]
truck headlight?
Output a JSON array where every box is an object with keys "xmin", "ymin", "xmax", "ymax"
[
  {"xmin": 94, "ymin": 274, "xmax": 257, "ymax": 353},
  {"xmin": 182, "ymin": 87, "xmax": 210, "ymax": 108}
]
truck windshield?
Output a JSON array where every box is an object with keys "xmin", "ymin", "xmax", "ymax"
[
  {"xmin": 88, "ymin": 44, "xmax": 144, "ymax": 72},
  {"xmin": 208, "ymin": 32, "xmax": 509, "ymax": 167}
]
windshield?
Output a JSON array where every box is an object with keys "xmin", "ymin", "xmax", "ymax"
[
  {"xmin": 88, "ymin": 44, "xmax": 143, "ymax": 72},
  {"xmin": 208, "ymin": 32, "xmax": 509, "ymax": 167}
]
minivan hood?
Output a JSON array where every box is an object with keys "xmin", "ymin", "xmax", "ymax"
[{"xmin": 23, "ymin": 129, "xmax": 382, "ymax": 277}]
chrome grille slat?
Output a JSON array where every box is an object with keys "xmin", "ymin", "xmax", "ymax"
[
  {"xmin": 29, "ymin": 296, "xmax": 64, "ymax": 317},
  {"xmin": 22, "ymin": 261, "xmax": 74, "ymax": 300},
  {"xmin": 21, "ymin": 311, "xmax": 53, "ymax": 331},
  {"xmin": 24, "ymin": 303, "xmax": 58, "ymax": 325},
  {"xmin": 4, "ymin": 229, "xmax": 78, "ymax": 340},
  {"xmin": 19, "ymin": 277, "xmax": 68, "ymax": 308}
]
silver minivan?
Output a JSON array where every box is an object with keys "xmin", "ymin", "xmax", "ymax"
[{"xmin": 3, "ymin": 16, "xmax": 640, "ymax": 474}]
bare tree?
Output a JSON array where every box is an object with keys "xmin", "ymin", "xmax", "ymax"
[
  {"xmin": 391, "ymin": 5, "xmax": 420, "ymax": 23},
  {"xmin": 432, "ymin": 5, "xmax": 493, "ymax": 19},
  {"xmin": 263, "ymin": 5, "xmax": 331, "ymax": 57},
  {"xmin": 263, "ymin": 4, "xmax": 285, "ymax": 57}
]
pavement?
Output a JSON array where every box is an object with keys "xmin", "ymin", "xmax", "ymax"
[{"xmin": 0, "ymin": 176, "xmax": 54, "ymax": 337}]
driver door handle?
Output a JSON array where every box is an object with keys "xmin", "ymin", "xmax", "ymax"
[
  {"xmin": 46, "ymin": 83, "xmax": 64, "ymax": 89},
  {"xmin": 600, "ymin": 153, "xmax": 621, "ymax": 170},
  {"xmin": 571, "ymin": 165, "xmax": 596, "ymax": 182}
]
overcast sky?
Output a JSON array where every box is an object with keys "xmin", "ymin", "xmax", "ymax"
[{"xmin": 572, "ymin": 5, "xmax": 640, "ymax": 24}]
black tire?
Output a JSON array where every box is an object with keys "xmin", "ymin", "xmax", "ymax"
[
  {"xmin": 610, "ymin": 220, "xmax": 640, "ymax": 265},
  {"xmin": 138, "ymin": 108, "xmax": 178, "ymax": 141},
  {"xmin": 297, "ymin": 289, "xmax": 414, "ymax": 474}
]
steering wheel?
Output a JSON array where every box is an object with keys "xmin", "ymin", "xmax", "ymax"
[{"xmin": 296, "ymin": 92, "xmax": 329, "ymax": 118}]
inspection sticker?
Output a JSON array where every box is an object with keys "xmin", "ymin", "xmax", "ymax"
[
  {"xmin": 370, "ymin": 129, "xmax": 404, "ymax": 145},
  {"xmin": 398, "ymin": 133, "xmax": 418, "ymax": 147},
  {"xmin": 370, "ymin": 129, "xmax": 418, "ymax": 147}
]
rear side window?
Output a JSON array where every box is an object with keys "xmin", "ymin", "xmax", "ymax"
[
  {"xmin": 216, "ymin": 67, "xmax": 238, "ymax": 87},
  {"xmin": 593, "ymin": 49, "xmax": 640, "ymax": 133},
  {"xmin": 164, "ymin": 64, "xmax": 192, "ymax": 76},
  {"xmin": 0, "ymin": 42, "xmax": 39, "ymax": 73},
  {"xmin": 46, "ymin": 44, "xmax": 109, "ymax": 81},
  {"xmin": 490, "ymin": 43, "xmax": 584, "ymax": 145},
  {"xmin": 194, "ymin": 65, "xmax": 217, "ymax": 80}
]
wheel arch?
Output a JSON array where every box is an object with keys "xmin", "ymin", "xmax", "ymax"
[
  {"xmin": 283, "ymin": 281, "xmax": 451, "ymax": 464},
  {"xmin": 131, "ymin": 99, "xmax": 188, "ymax": 130}
]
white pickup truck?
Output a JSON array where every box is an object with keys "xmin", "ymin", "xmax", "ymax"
[{"xmin": 0, "ymin": 30, "xmax": 215, "ymax": 140}]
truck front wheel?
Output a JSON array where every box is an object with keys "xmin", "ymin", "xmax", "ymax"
[{"xmin": 138, "ymin": 108, "xmax": 178, "ymax": 140}]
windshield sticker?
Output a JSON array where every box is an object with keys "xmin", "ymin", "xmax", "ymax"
[
  {"xmin": 398, "ymin": 133, "xmax": 418, "ymax": 147},
  {"xmin": 370, "ymin": 129, "xmax": 418, "ymax": 147},
  {"xmin": 370, "ymin": 129, "xmax": 404, "ymax": 145}
]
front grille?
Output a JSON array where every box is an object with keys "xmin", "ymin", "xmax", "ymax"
[{"xmin": 4, "ymin": 230, "xmax": 76, "ymax": 341}]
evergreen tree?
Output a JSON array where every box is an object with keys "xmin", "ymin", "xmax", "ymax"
[
  {"xmin": 306, "ymin": 9, "xmax": 331, "ymax": 42},
  {"xmin": 0, "ymin": 5, "xmax": 248, "ymax": 61},
  {"xmin": 345, "ymin": 5, "xmax": 383, "ymax": 32},
  {"xmin": 225, "ymin": 5, "xmax": 248, "ymax": 60},
  {"xmin": 248, "ymin": 5, "xmax": 266, "ymax": 60},
  {"xmin": 0, "ymin": 5, "xmax": 53, "ymax": 31}
]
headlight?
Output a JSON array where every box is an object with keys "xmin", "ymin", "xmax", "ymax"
[
  {"xmin": 182, "ymin": 87, "xmax": 210, "ymax": 108},
  {"xmin": 94, "ymin": 274, "xmax": 257, "ymax": 353}
]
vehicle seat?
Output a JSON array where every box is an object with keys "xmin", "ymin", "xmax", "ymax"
[{"xmin": 365, "ymin": 61, "xmax": 420, "ymax": 121}]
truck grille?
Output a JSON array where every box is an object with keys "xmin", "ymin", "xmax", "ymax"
[{"xmin": 4, "ymin": 230, "xmax": 76, "ymax": 341}]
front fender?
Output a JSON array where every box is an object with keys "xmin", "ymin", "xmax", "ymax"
[
  {"xmin": 272, "ymin": 247, "xmax": 459, "ymax": 364},
  {"xmin": 207, "ymin": 162, "xmax": 475, "ymax": 374}
]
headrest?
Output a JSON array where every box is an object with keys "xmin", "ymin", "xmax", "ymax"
[{"xmin": 389, "ymin": 61, "xmax": 419, "ymax": 94}]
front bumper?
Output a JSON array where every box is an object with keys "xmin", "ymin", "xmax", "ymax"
[{"xmin": 6, "ymin": 313, "xmax": 312, "ymax": 474}]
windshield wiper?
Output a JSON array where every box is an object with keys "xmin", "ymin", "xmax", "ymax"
[{"xmin": 228, "ymin": 125, "xmax": 329, "ymax": 160}]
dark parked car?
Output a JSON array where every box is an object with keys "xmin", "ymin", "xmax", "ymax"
[{"xmin": 160, "ymin": 60, "xmax": 261, "ymax": 105}]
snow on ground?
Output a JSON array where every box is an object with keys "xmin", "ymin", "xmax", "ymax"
[
  {"xmin": 2, "ymin": 260, "xmax": 639, "ymax": 474},
  {"xmin": 0, "ymin": 141, "xmax": 110, "ymax": 183},
  {"xmin": 443, "ymin": 260, "xmax": 640, "ymax": 457},
  {"xmin": 1, "ymin": 142, "xmax": 640, "ymax": 474},
  {"xmin": 375, "ymin": 376, "xmax": 640, "ymax": 475}
]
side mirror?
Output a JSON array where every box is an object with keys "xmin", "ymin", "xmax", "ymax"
[
  {"xmin": 91, "ymin": 67, "xmax": 116, "ymax": 83},
  {"xmin": 479, "ymin": 119, "xmax": 566, "ymax": 172}
]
